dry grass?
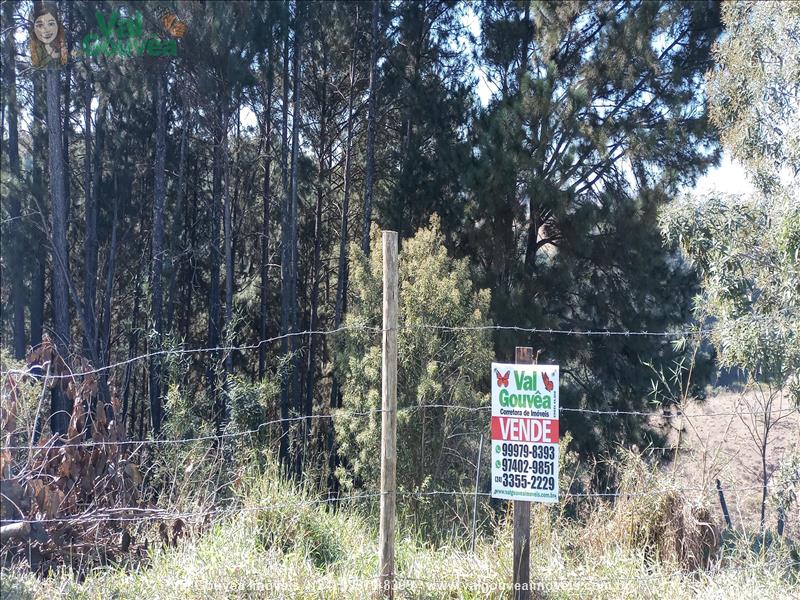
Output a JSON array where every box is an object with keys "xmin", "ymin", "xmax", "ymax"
[
  {"xmin": 656, "ymin": 388, "xmax": 800, "ymax": 537},
  {"xmin": 580, "ymin": 451, "xmax": 720, "ymax": 571}
]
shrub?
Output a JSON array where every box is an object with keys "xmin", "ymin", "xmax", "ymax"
[{"xmin": 333, "ymin": 217, "xmax": 493, "ymax": 495}]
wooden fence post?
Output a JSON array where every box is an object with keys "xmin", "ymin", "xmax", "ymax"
[
  {"xmin": 471, "ymin": 433, "xmax": 483, "ymax": 553},
  {"xmin": 379, "ymin": 231, "xmax": 398, "ymax": 597},
  {"xmin": 513, "ymin": 346, "xmax": 533, "ymax": 600}
]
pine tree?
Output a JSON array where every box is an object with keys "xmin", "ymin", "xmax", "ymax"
[
  {"xmin": 466, "ymin": 0, "xmax": 722, "ymax": 454},
  {"xmin": 46, "ymin": 66, "xmax": 70, "ymax": 434},
  {"xmin": 149, "ymin": 67, "xmax": 167, "ymax": 436},
  {"xmin": 3, "ymin": 0, "xmax": 25, "ymax": 359}
]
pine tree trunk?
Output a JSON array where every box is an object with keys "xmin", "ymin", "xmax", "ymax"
[
  {"xmin": 305, "ymin": 31, "xmax": 329, "ymax": 459},
  {"xmin": 149, "ymin": 70, "xmax": 167, "ymax": 437},
  {"xmin": 82, "ymin": 77, "xmax": 99, "ymax": 358},
  {"xmin": 123, "ymin": 269, "xmax": 142, "ymax": 427},
  {"xmin": 183, "ymin": 165, "xmax": 197, "ymax": 344},
  {"xmin": 259, "ymin": 38, "xmax": 275, "ymax": 381},
  {"xmin": 223, "ymin": 103, "xmax": 234, "ymax": 406},
  {"xmin": 61, "ymin": 3, "xmax": 72, "ymax": 226},
  {"xmin": 208, "ymin": 100, "xmax": 225, "ymax": 433},
  {"xmin": 289, "ymin": 0, "xmax": 304, "ymax": 475},
  {"xmin": 30, "ymin": 72, "xmax": 46, "ymax": 348},
  {"xmin": 361, "ymin": 0, "xmax": 380, "ymax": 255},
  {"xmin": 278, "ymin": 3, "xmax": 292, "ymax": 470},
  {"xmin": 165, "ymin": 104, "xmax": 189, "ymax": 333},
  {"xmin": 46, "ymin": 67, "xmax": 70, "ymax": 435},
  {"xmin": 329, "ymin": 29, "xmax": 357, "ymax": 416},
  {"xmin": 327, "ymin": 29, "xmax": 358, "ymax": 496},
  {"xmin": 100, "ymin": 186, "xmax": 118, "ymax": 368},
  {"xmin": 3, "ymin": 0, "xmax": 26, "ymax": 359}
]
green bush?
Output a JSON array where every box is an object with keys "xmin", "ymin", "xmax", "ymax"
[{"xmin": 333, "ymin": 216, "xmax": 493, "ymax": 497}]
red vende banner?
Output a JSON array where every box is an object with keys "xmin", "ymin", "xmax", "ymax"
[{"xmin": 491, "ymin": 416, "xmax": 559, "ymax": 443}]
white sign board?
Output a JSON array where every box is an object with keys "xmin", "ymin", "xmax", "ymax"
[{"xmin": 490, "ymin": 363, "xmax": 559, "ymax": 503}]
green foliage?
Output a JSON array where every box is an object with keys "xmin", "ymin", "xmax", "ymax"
[
  {"xmin": 462, "ymin": 0, "xmax": 721, "ymax": 456},
  {"xmin": 0, "ymin": 351, "xmax": 45, "ymax": 444},
  {"xmin": 772, "ymin": 452, "xmax": 800, "ymax": 524},
  {"xmin": 4, "ymin": 455, "xmax": 799, "ymax": 599},
  {"xmin": 226, "ymin": 376, "xmax": 279, "ymax": 437},
  {"xmin": 378, "ymin": 1, "xmax": 476, "ymax": 239},
  {"xmin": 662, "ymin": 194, "xmax": 799, "ymax": 395},
  {"xmin": 245, "ymin": 463, "xmax": 356, "ymax": 569},
  {"xmin": 147, "ymin": 384, "xmax": 220, "ymax": 507},
  {"xmin": 334, "ymin": 217, "xmax": 493, "ymax": 492},
  {"xmin": 707, "ymin": 2, "xmax": 800, "ymax": 191},
  {"xmin": 661, "ymin": 0, "xmax": 800, "ymax": 399},
  {"xmin": 162, "ymin": 383, "xmax": 215, "ymax": 441},
  {"xmin": 148, "ymin": 377, "xmax": 277, "ymax": 509}
]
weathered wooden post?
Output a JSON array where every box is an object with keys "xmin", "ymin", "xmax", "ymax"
[
  {"xmin": 471, "ymin": 433, "xmax": 483, "ymax": 553},
  {"xmin": 513, "ymin": 346, "xmax": 533, "ymax": 600},
  {"xmin": 378, "ymin": 231, "xmax": 398, "ymax": 597}
]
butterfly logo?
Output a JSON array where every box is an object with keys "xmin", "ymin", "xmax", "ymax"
[
  {"xmin": 495, "ymin": 369, "xmax": 510, "ymax": 387},
  {"xmin": 542, "ymin": 372, "xmax": 554, "ymax": 392},
  {"xmin": 160, "ymin": 10, "xmax": 188, "ymax": 38}
]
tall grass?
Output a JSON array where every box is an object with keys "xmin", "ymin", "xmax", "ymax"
[{"xmin": 2, "ymin": 452, "xmax": 797, "ymax": 599}]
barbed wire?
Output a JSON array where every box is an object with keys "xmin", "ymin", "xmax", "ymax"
[
  {"xmin": 396, "ymin": 486, "xmax": 773, "ymax": 499},
  {"xmin": 1, "ymin": 403, "xmax": 795, "ymax": 452},
  {"xmin": 4, "ymin": 315, "xmax": 794, "ymax": 381},
  {"xmin": 0, "ymin": 322, "xmax": 720, "ymax": 380},
  {"xmin": 558, "ymin": 406, "xmax": 798, "ymax": 418},
  {"xmin": 406, "ymin": 403, "xmax": 798, "ymax": 419},
  {"xmin": 4, "ymin": 484, "xmax": 776, "ymax": 526},
  {"xmin": 0, "ymin": 410, "xmax": 376, "ymax": 451},
  {"xmin": 6, "ymin": 492, "xmax": 385, "ymax": 525},
  {"xmin": 403, "ymin": 323, "xmax": 711, "ymax": 337},
  {"xmin": 0, "ymin": 325, "xmax": 381, "ymax": 380},
  {"xmin": 2, "ymin": 323, "xmax": 796, "ymax": 547}
]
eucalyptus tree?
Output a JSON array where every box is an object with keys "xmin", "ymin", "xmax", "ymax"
[{"xmin": 661, "ymin": 1, "xmax": 800, "ymax": 530}]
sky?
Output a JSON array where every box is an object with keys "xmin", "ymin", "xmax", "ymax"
[{"xmin": 693, "ymin": 154, "xmax": 754, "ymax": 197}]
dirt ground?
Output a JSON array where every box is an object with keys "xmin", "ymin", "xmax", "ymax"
[{"xmin": 650, "ymin": 388, "xmax": 799, "ymax": 538}]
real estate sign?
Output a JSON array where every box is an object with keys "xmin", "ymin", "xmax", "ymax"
[{"xmin": 490, "ymin": 363, "xmax": 559, "ymax": 503}]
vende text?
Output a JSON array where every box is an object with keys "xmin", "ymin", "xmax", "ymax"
[{"xmin": 491, "ymin": 417, "xmax": 559, "ymax": 443}]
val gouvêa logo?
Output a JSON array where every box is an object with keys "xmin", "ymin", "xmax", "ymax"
[{"xmin": 82, "ymin": 8, "xmax": 186, "ymax": 59}]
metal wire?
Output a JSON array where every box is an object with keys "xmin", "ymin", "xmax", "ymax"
[
  {"xmin": 2, "ymin": 323, "xmax": 795, "ymax": 538},
  {"xmin": 2, "ymin": 401, "xmax": 794, "ymax": 452},
  {"xmin": 6, "ymin": 485, "xmax": 775, "ymax": 525},
  {"xmin": 0, "ymin": 324, "xmax": 381, "ymax": 380},
  {"xmin": 0, "ymin": 322, "xmax": 720, "ymax": 380}
]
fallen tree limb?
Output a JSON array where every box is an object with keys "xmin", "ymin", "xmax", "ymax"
[{"xmin": 0, "ymin": 521, "xmax": 31, "ymax": 542}]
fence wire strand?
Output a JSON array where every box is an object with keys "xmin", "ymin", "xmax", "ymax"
[
  {"xmin": 0, "ymin": 322, "xmax": 714, "ymax": 380},
  {"xmin": 6, "ymin": 484, "xmax": 777, "ymax": 526},
  {"xmin": 1, "ymin": 319, "xmax": 797, "ymax": 576},
  {"xmin": 1, "ymin": 401, "xmax": 795, "ymax": 452}
]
